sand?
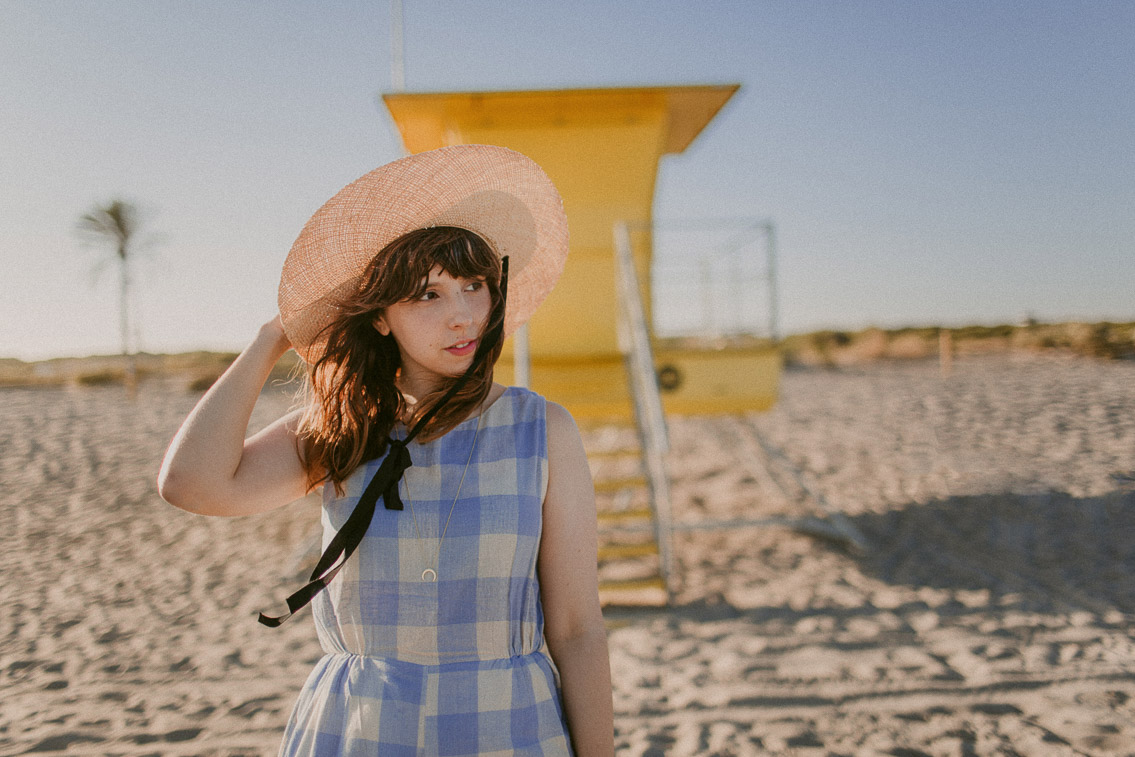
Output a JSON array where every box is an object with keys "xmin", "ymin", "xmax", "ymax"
[{"xmin": 2, "ymin": 353, "xmax": 1133, "ymax": 756}]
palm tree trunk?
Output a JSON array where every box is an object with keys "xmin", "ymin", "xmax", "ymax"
[{"xmin": 118, "ymin": 247, "xmax": 136, "ymax": 394}]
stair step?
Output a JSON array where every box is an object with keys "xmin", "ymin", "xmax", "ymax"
[
  {"xmin": 593, "ymin": 476, "xmax": 647, "ymax": 493},
  {"xmin": 584, "ymin": 447, "xmax": 642, "ymax": 460},
  {"xmin": 596, "ymin": 508, "xmax": 654, "ymax": 525},
  {"xmin": 599, "ymin": 575, "xmax": 669, "ymax": 606},
  {"xmin": 598, "ymin": 541, "xmax": 660, "ymax": 561}
]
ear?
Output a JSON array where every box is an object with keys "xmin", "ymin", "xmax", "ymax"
[{"xmin": 372, "ymin": 314, "xmax": 391, "ymax": 336}]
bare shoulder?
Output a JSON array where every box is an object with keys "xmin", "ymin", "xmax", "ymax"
[
  {"xmin": 544, "ymin": 399, "xmax": 583, "ymax": 453},
  {"xmin": 542, "ymin": 399, "xmax": 593, "ymax": 507}
]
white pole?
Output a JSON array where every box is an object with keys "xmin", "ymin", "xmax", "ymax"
[
  {"xmin": 766, "ymin": 221, "xmax": 779, "ymax": 342},
  {"xmin": 390, "ymin": 0, "xmax": 405, "ymax": 92},
  {"xmin": 513, "ymin": 323, "xmax": 531, "ymax": 388}
]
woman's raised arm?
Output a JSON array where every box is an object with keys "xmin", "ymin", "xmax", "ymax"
[{"xmin": 157, "ymin": 316, "xmax": 312, "ymax": 517}]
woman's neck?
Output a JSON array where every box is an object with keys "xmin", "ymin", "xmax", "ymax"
[
  {"xmin": 398, "ymin": 381, "xmax": 506, "ymax": 429},
  {"xmin": 395, "ymin": 371, "xmax": 441, "ymax": 408}
]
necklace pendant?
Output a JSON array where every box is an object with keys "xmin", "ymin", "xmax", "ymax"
[{"xmin": 421, "ymin": 568, "xmax": 437, "ymax": 582}]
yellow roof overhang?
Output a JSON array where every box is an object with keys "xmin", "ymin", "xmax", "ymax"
[{"xmin": 382, "ymin": 84, "xmax": 740, "ymax": 155}]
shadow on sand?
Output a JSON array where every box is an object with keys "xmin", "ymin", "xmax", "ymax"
[{"xmin": 847, "ymin": 489, "xmax": 1135, "ymax": 615}]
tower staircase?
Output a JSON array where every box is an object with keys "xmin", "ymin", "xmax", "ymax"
[{"xmin": 588, "ymin": 222, "xmax": 675, "ymax": 606}]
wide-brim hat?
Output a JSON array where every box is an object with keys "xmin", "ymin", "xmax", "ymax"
[{"xmin": 279, "ymin": 144, "xmax": 569, "ymax": 364}]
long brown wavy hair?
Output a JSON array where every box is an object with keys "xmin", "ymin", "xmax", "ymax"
[{"xmin": 297, "ymin": 226, "xmax": 505, "ymax": 495}]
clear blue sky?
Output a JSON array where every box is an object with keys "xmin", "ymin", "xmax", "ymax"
[{"xmin": 2, "ymin": 0, "xmax": 1132, "ymax": 360}]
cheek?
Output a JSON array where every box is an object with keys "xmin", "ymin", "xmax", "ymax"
[{"xmin": 478, "ymin": 292, "xmax": 494, "ymax": 322}]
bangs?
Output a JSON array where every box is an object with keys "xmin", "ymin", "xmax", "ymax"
[{"xmin": 378, "ymin": 227, "xmax": 501, "ymax": 304}]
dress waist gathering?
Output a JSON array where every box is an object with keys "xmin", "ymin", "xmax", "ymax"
[{"xmin": 315, "ymin": 647, "xmax": 556, "ymax": 673}]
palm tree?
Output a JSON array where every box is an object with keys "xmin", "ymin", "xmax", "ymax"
[{"xmin": 76, "ymin": 199, "xmax": 142, "ymax": 388}]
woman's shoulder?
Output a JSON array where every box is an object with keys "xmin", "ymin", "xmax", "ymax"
[
  {"xmin": 493, "ymin": 385, "xmax": 579, "ymax": 446},
  {"xmin": 543, "ymin": 399, "xmax": 580, "ymax": 442},
  {"xmin": 497, "ymin": 383, "xmax": 542, "ymax": 403},
  {"xmin": 493, "ymin": 383, "xmax": 568, "ymax": 423}
]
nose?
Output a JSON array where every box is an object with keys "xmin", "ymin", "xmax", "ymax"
[{"xmin": 449, "ymin": 293, "xmax": 474, "ymax": 329}]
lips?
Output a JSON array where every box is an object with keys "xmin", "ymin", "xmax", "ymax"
[{"xmin": 446, "ymin": 338, "xmax": 477, "ymax": 357}]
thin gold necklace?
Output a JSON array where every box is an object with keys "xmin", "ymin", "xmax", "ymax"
[{"xmin": 400, "ymin": 405, "xmax": 484, "ymax": 582}]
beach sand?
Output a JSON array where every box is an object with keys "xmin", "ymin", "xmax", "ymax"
[{"xmin": 2, "ymin": 354, "xmax": 1133, "ymax": 755}]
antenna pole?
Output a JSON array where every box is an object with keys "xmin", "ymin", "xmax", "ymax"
[
  {"xmin": 390, "ymin": 0, "xmax": 405, "ymax": 91},
  {"xmin": 766, "ymin": 221, "xmax": 779, "ymax": 342}
]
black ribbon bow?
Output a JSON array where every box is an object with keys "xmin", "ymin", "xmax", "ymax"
[{"xmin": 258, "ymin": 257, "xmax": 509, "ymax": 627}]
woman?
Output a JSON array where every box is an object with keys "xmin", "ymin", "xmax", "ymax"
[{"xmin": 158, "ymin": 145, "xmax": 614, "ymax": 756}]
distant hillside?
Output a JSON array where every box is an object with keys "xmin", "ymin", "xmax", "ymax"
[
  {"xmin": 0, "ymin": 350, "xmax": 303, "ymax": 389},
  {"xmin": 2, "ymin": 320, "xmax": 1132, "ymax": 388},
  {"xmin": 781, "ymin": 320, "xmax": 1135, "ymax": 367}
]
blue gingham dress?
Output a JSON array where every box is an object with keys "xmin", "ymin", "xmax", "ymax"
[{"xmin": 279, "ymin": 387, "xmax": 573, "ymax": 756}]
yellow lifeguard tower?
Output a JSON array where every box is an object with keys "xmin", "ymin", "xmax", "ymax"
[
  {"xmin": 383, "ymin": 85, "xmax": 783, "ymax": 602},
  {"xmin": 383, "ymin": 85, "xmax": 780, "ymax": 417}
]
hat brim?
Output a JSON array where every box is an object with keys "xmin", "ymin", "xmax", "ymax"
[{"xmin": 279, "ymin": 144, "xmax": 568, "ymax": 364}]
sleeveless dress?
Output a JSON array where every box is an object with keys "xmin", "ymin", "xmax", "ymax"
[{"xmin": 279, "ymin": 387, "xmax": 574, "ymax": 757}]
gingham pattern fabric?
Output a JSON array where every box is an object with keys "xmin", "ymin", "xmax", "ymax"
[{"xmin": 279, "ymin": 387, "xmax": 573, "ymax": 756}]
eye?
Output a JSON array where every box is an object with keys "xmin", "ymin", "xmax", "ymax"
[
  {"xmin": 416, "ymin": 289, "xmax": 439, "ymax": 302},
  {"xmin": 464, "ymin": 280, "xmax": 485, "ymax": 292}
]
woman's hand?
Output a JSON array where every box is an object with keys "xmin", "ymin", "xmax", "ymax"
[{"xmin": 260, "ymin": 314, "xmax": 294, "ymax": 359}]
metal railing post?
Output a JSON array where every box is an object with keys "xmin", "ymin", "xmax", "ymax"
[
  {"xmin": 613, "ymin": 221, "xmax": 675, "ymax": 599},
  {"xmin": 766, "ymin": 220, "xmax": 779, "ymax": 342},
  {"xmin": 513, "ymin": 323, "xmax": 531, "ymax": 388}
]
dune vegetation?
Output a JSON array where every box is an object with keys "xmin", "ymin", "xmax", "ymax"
[
  {"xmin": 1, "ymin": 320, "xmax": 1132, "ymax": 389},
  {"xmin": 780, "ymin": 320, "xmax": 1135, "ymax": 367}
]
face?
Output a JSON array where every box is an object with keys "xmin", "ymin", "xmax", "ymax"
[{"xmin": 373, "ymin": 266, "xmax": 492, "ymax": 398}]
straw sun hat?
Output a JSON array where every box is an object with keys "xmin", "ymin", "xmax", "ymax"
[{"xmin": 278, "ymin": 144, "xmax": 569, "ymax": 364}]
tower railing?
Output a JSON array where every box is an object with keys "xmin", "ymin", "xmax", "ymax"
[
  {"xmin": 613, "ymin": 221, "xmax": 675, "ymax": 598},
  {"xmin": 648, "ymin": 218, "xmax": 778, "ymax": 343},
  {"xmin": 605, "ymin": 217, "xmax": 865, "ymax": 597}
]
